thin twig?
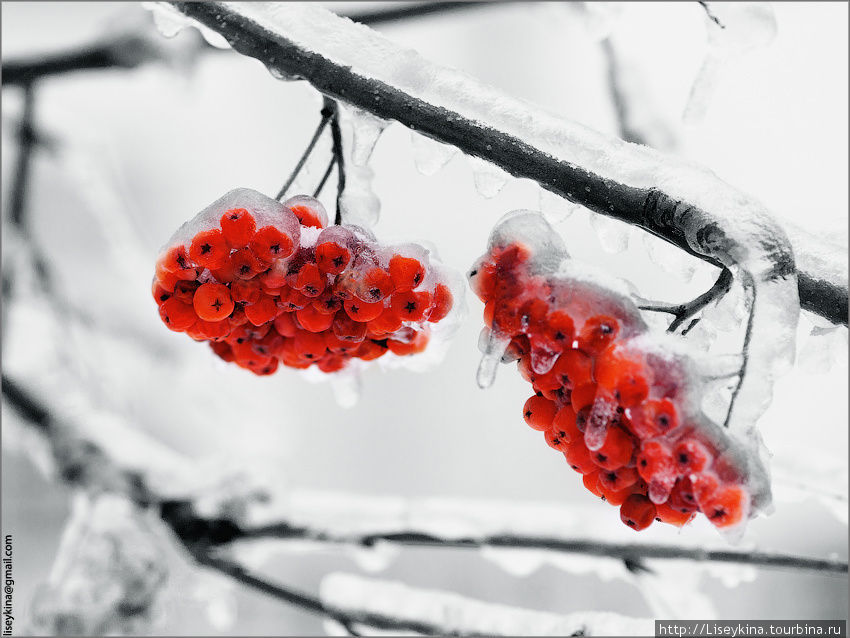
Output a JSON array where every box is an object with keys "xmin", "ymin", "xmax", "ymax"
[
  {"xmin": 234, "ymin": 523, "xmax": 849, "ymax": 575},
  {"xmin": 325, "ymin": 98, "xmax": 346, "ymax": 225},
  {"xmin": 639, "ymin": 268, "xmax": 733, "ymax": 333},
  {"xmin": 724, "ymin": 275, "xmax": 756, "ymax": 428},
  {"xmin": 275, "ymin": 104, "xmax": 333, "ymax": 201},
  {"xmin": 312, "ymin": 155, "xmax": 336, "ymax": 198},
  {"xmin": 698, "ymin": 1, "xmax": 726, "ymax": 29}
]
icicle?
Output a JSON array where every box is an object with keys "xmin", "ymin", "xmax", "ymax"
[
  {"xmin": 538, "ymin": 187, "xmax": 580, "ymax": 224},
  {"xmin": 343, "ymin": 106, "xmax": 389, "ymax": 166},
  {"xmin": 685, "ymin": 3, "xmax": 777, "ymax": 124},
  {"xmin": 476, "ymin": 329, "xmax": 511, "ymax": 389},
  {"xmin": 469, "ymin": 157, "xmax": 510, "ymax": 199},
  {"xmin": 338, "ymin": 163, "xmax": 381, "ymax": 228},
  {"xmin": 144, "ymin": 2, "xmax": 193, "ymax": 37},
  {"xmin": 590, "ymin": 214, "xmax": 629, "ymax": 253},
  {"xmin": 410, "ymin": 131, "xmax": 458, "ymax": 175},
  {"xmin": 642, "ymin": 232, "xmax": 697, "ymax": 283}
]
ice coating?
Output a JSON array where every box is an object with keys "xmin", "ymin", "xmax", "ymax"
[
  {"xmin": 152, "ymin": 188, "xmax": 463, "ymax": 382},
  {"xmin": 685, "ymin": 3, "xmax": 777, "ymax": 123},
  {"xmin": 410, "ymin": 131, "xmax": 458, "ymax": 176},
  {"xmin": 469, "ymin": 210, "xmax": 773, "ymax": 537},
  {"xmin": 469, "ymin": 157, "xmax": 510, "ymax": 199}
]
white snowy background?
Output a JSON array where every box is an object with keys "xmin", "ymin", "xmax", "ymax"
[{"xmin": 1, "ymin": 1, "xmax": 847, "ymax": 635}]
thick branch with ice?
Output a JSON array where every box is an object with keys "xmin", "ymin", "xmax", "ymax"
[{"xmin": 165, "ymin": 2, "xmax": 843, "ymax": 330}]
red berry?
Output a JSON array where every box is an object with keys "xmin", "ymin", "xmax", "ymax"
[
  {"xmin": 598, "ymin": 481, "xmax": 636, "ymax": 506},
  {"xmin": 427, "ymin": 284, "xmax": 453, "ymax": 323},
  {"xmin": 551, "ymin": 405, "xmax": 582, "ymax": 444},
  {"xmin": 388, "ymin": 255, "xmax": 426, "ymax": 292},
  {"xmin": 229, "ymin": 248, "xmax": 267, "ymax": 280},
  {"xmin": 554, "ymin": 350, "xmax": 593, "ymax": 389},
  {"xmin": 355, "ymin": 339, "xmax": 389, "ymax": 361},
  {"xmin": 630, "ymin": 398, "xmax": 679, "ymax": 439},
  {"xmin": 172, "ymin": 280, "xmax": 199, "ymax": 304},
  {"xmin": 160, "ymin": 245, "xmax": 198, "ymax": 280},
  {"xmin": 387, "ymin": 329, "xmax": 430, "ymax": 355},
  {"xmin": 583, "ymin": 470, "xmax": 604, "ymax": 498},
  {"xmin": 244, "ymin": 295, "xmax": 280, "ymax": 326},
  {"xmin": 390, "ymin": 290, "xmax": 432, "ymax": 322},
  {"xmin": 654, "ymin": 501, "xmax": 695, "ymax": 527},
  {"xmin": 332, "ymin": 312, "xmax": 367, "ymax": 343},
  {"xmin": 522, "ymin": 395, "xmax": 557, "ymax": 431},
  {"xmin": 565, "ymin": 441, "xmax": 597, "ymax": 475},
  {"xmin": 273, "ymin": 312, "xmax": 298, "ymax": 338},
  {"xmin": 152, "ymin": 281, "xmax": 172, "ymax": 305},
  {"xmin": 250, "ymin": 225, "xmax": 295, "ymax": 261},
  {"xmin": 189, "ymin": 229, "xmax": 230, "ymax": 269},
  {"xmin": 598, "ymin": 466, "xmax": 638, "ymax": 492},
  {"xmin": 577, "ymin": 315, "xmax": 619, "ymax": 355},
  {"xmin": 542, "ymin": 424, "xmax": 569, "ymax": 451},
  {"xmin": 571, "ymin": 382, "xmax": 598, "ymax": 412},
  {"xmin": 701, "ymin": 485, "xmax": 748, "ymax": 528},
  {"xmin": 690, "ymin": 472, "xmax": 721, "ymax": 507},
  {"xmin": 295, "ymin": 304, "xmax": 336, "ymax": 333},
  {"xmin": 193, "ymin": 283, "xmax": 235, "ymax": 322},
  {"xmin": 188, "ymin": 318, "xmax": 230, "ymax": 342},
  {"xmin": 317, "ymin": 354, "xmax": 346, "ymax": 373},
  {"xmin": 595, "ymin": 348, "xmax": 650, "ymax": 407},
  {"xmin": 294, "ymin": 263, "xmax": 326, "ymax": 298},
  {"xmin": 368, "ymin": 306, "xmax": 404, "ymax": 335},
  {"xmin": 668, "ymin": 477, "xmax": 698, "ymax": 512},
  {"xmin": 293, "ymin": 330, "xmax": 328, "ymax": 361},
  {"xmin": 361, "ymin": 268, "xmax": 395, "ymax": 302},
  {"xmin": 636, "ymin": 441, "xmax": 675, "ymax": 483},
  {"xmin": 277, "ymin": 287, "xmax": 310, "ymax": 311},
  {"xmin": 325, "ymin": 332, "xmax": 360, "ymax": 355},
  {"xmin": 591, "ymin": 427, "xmax": 634, "ymax": 470},
  {"xmin": 289, "ymin": 203, "xmax": 327, "ymax": 229},
  {"xmin": 620, "ymin": 494, "xmax": 656, "ymax": 531},
  {"xmin": 159, "ymin": 298, "xmax": 196, "ymax": 331},
  {"xmin": 673, "ymin": 438, "xmax": 712, "ymax": 475},
  {"xmin": 209, "ymin": 340, "xmax": 235, "ymax": 363},
  {"xmin": 312, "ymin": 290, "xmax": 343, "ymax": 315},
  {"xmin": 344, "ymin": 298, "xmax": 385, "ymax": 322},
  {"xmin": 315, "ymin": 241, "xmax": 351, "ymax": 275},
  {"xmin": 220, "ymin": 208, "xmax": 257, "ymax": 248},
  {"xmin": 230, "ymin": 279, "xmax": 263, "ymax": 304}
]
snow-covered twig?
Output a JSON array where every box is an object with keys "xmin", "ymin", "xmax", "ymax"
[
  {"xmin": 165, "ymin": 2, "xmax": 843, "ymax": 329},
  {"xmin": 320, "ymin": 572, "xmax": 653, "ymax": 636},
  {"xmin": 235, "ymin": 518, "xmax": 848, "ymax": 575}
]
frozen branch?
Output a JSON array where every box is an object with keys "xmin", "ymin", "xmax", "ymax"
[
  {"xmin": 166, "ymin": 2, "xmax": 844, "ymax": 328},
  {"xmin": 233, "ymin": 517, "xmax": 848, "ymax": 575}
]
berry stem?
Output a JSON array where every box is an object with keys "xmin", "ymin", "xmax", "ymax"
[
  {"xmin": 275, "ymin": 103, "xmax": 334, "ymax": 201},
  {"xmin": 312, "ymin": 154, "xmax": 337, "ymax": 198},
  {"xmin": 638, "ymin": 267, "xmax": 733, "ymax": 333},
  {"xmin": 326, "ymin": 97, "xmax": 347, "ymax": 225}
]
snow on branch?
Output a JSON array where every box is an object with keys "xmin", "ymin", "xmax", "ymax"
[
  {"xmin": 166, "ymin": 2, "xmax": 844, "ymax": 329},
  {"xmin": 320, "ymin": 572, "xmax": 653, "ymax": 636}
]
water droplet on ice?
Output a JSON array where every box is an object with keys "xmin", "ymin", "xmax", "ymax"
[
  {"xmin": 590, "ymin": 214, "xmax": 629, "ymax": 254},
  {"xmin": 469, "ymin": 157, "xmax": 510, "ymax": 199},
  {"xmin": 410, "ymin": 132, "xmax": 458, "ymax": 176}
]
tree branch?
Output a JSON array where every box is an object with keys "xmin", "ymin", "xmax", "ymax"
[
  {"xmin": 231, "ymin": 521, "xmax": 848, "ymax": 576},
  {"xmin": 166, "ymin": 2, "xmax": 845, "ymax": 326}
]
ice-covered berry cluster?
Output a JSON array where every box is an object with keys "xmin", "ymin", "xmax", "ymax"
[
  {"xmin": 469, "ymin": 211, "xmax": 768, "ymax": 534},
  {"xmin": 153, "ymin": 189, "xmax": 455, "ymax": 376}
]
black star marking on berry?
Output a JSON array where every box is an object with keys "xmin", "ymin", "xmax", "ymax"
[
  {"xmin": 270, "ymin": 243, "xmax": 280, "ymax": 254},
  {"xmin": 332, "ymin": 256, "xmax": 344, "ymax": 267},
  {"xmin": 200, "ymin": 243, "xmax": 212, "ymax": 254},
  {"xmin": 404, "ymin": 301, "xmax": 416, "ymax": 313},
  {"xmin": 413, "ymin": 273, "xmax": 422, "ymax": 284},
  {"xmin": 350, "ymin": 304, "xmax": 360, "ymax": 314},
  {"xmin": 524, "ymin": 410, "xmax": 532, "ymax": 418},
  {"xmin": 678, "ymin": 453, "xmax": 689, "ymax": 464},
  {"xmin": 212, "ymin": 299, "xmax": 223, "ymax": 311}
]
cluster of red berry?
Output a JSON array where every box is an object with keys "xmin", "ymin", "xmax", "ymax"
[
  {"xmin": 469, "ymin": 213, "xmax": 754, "ymax": 532},
  {"xmin": 153, "ymin": 189, "xmax": 454, "ymax": 376}
]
